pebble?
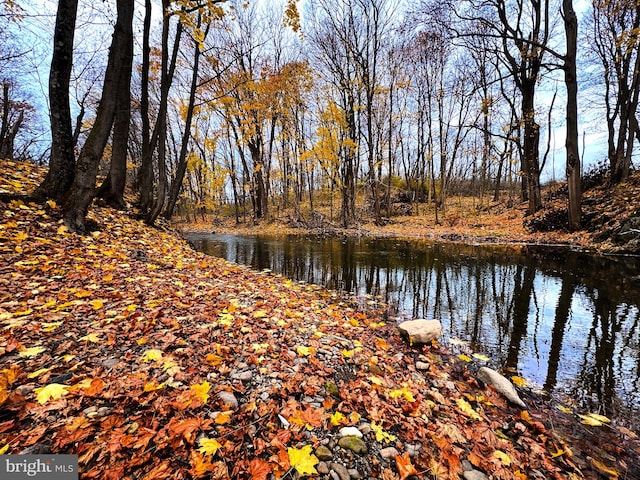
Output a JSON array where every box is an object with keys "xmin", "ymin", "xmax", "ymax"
[
  {"xmin": 379, "ymin": 447, "xmax": 399, "ymax": 460},
  {"xmin": 315, "ymin": 445, "xmax": 333, "ymax": 461},
  {"xmin": 337, "ymin": 436, "xmax": 368, "ymax": 454},
  {"xmin": 217, "ymin": 391, "xmax": 239, "ymax": 409},
  {"xmin": 329, "ymin": 462, "xmax": 350, "ymax": 480},
  {"xmin": 339, "ymin": 426, "xmax": 363, "ymax": 438},
  {"xmin": 347, "ymin": 468, "xmax": 362, "ymax": 479},
  {"xmin": 415, "ymin": 361, "xmax": 429, "ymax": 370},
  {"xmin": 231, "ymin": 370, "xmax": 253, "ymax": 382},
  {"xmin": 317, "ymin": 462, "xmax": 330, "ymax": 474}
]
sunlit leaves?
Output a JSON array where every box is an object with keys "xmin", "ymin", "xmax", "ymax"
[
  {"xmin": 190, "ymin": 380, "xmax": 211, "ymax": 404},
  {"xmin": 456, "ymin": 398, "xmax": 482, "ymax": 420},
  {"xmin": 287, "ymin": 445, "xmax": 318, "ymax": 475},
  {"xmin": 371, "ymin": 422, "xmax": 397, "ymax": 443},
  {"xmin": 140, "ymin": 349, "xmax": 163, "ymax": 363},
  {"xmin": 197, "ymin": 437, "xmax": 222, "ymax": 456},
  {"xmin": 18, "ymin": 346, "xmax": 45, "ymax": 358},
  {"xmin": 579, "ymin": 413, "xmax": 611, "ymax": 427},
  {"xmin": 34, "ymin": 383, "xmax": 69, "ymax": 404}
]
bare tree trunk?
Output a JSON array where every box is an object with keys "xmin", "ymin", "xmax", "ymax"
[
  {"xmin": 32, "ymin": 0, "xmax": 78, "ymax": 201},
  {"xmin": 145, "ymin": 0, "xmax": 182, "ymax": 226},
  {"xmin": 62, "ymin": 0, "xmax": 134, "ymax": 231},
  {"xmin": 564, "ymin": 0, "xmax": 581, "ymax": 230},
  {"xmin": 138, "ymin": 0, "xmax": 153, "ymax": 212},
  {"xmin": 163, "ymin": 16, "xmax": 207, "ymax": 220},
  {"xmin": 97, "ymin": 12, "xmax": 134, "ymax": 209}
]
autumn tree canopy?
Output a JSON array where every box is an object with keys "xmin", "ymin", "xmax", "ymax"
[{"xmin": 0, "ymin": 0, "xmax": 638, "ymax": 229}]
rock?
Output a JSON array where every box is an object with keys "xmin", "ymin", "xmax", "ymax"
[
  {"xmin": 315, "ymin": 445, "xmax": 333, "ymax": 461},
  {"xmin": 337, "ymin": 436, "xmax": 368, "ymax": 454},
  {"xmin": 463, "ymin": 470, "xmax": 489, "ymax": 480},
  {"xmin": 317, "ymin": 461, "xmax": 330, "ymax": 474},
  {"xmin": 339, "ymin": 426, "xmax": 363, "ymax": 438},
  {"xmin": 325, "ymin": 380, "xmax": 340, "ymax": 397},
  {"xmin": 217, "ymin": 391, "xmax": 239, "ymax": 409},
  {"xmin": 415, "ymin": 361, "xmax": 429, "ymax": 370},
  {"xmin": 347, "ymin": 468, "xmax": 362, "ymax": 479},
  {"xmin": 398, "ymin": 319, "xmax": 442, "ymax": 346},
  {"xmin": 328, "ymin": 462, "xmax": 350, "ymax": 480},
  {"xmin": 477, "ymin": 367, "xmax": 526, "ymax": 408},
  {"xmin": 231, "ymin": 370, "xmax": 253, "ymax": 382},
  {"xmin": 379, "ymin": 447, "xmax": 399, "ymax": 460}
]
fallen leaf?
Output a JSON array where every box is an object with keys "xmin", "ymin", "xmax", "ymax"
[
  {"xmin": 34, "ymin": 383, "xmax": 69, "ymax": 404},
  {"xmin": 19, "ymin": 346, "xmax": 46, "ymax": 357},
  {"xmin": 287, "ymin": 445, "xmax": 318, "ymax": 475},
  {"xmin": 395, "ymin": 452, "xmax": 418, "ymax": 480},
  {"xmin": 197, "ymin": 437, "xmax": 222, "ymax": 456}
]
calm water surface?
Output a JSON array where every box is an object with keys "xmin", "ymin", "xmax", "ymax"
[{"xmin": 187, "ymin": 233, "xmax": 640, "ymax": 427}]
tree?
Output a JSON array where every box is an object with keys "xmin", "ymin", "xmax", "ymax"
[
  {"xmin": 590, "ymin": 0, "xmax": 640, "ymax": 184},
  {"xmin": 450, "ymin": 0, "xmax": 550, "ymax": 214},
  {"xmin": 62, "ymin": 0, "xmax": 134, "ymax": 231},
  {"xmin": 0, "ymin": 80, "xmax": 26, "ymax": 159},
  {"xmin": 32, "ymin": 0, "xmax": 78, "ymax": 201},
  {"xmin": 96, "ymin": 0, "xmax": 135, "ymax": 209},
  {"xmin": 563, "ymin": 0, "xmax": 581, "ymax": 230}
]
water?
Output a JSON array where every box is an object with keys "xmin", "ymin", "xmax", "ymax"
[{"xmin": 186, "ymin": 233, "xmax": 640, "ymax": 427}]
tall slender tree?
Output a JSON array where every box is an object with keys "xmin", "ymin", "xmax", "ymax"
[
  {"xmin": 63, "ymin": 0, "xmax": 134, "ymax": 231},
  {"xmin": 32, "ymin": 0, "xmax": 78, "ymax": 201}
]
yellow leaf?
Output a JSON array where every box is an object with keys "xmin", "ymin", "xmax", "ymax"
[
  {"xmin": 190, "ymin": 380, "xmax": 210, "ymax": 404},
  {"xmin": 457, "ymin": 354, "xmax": 472, "ymax": 362},
  {"xmin": 41, "ymin": 321, "xmax": 63, "ymax": 332},
  {"xmin": 579, "ymin": 413, "xmax": 611, "ymax": 427},
  {"xmin": 144, "ymin": 381, "xmax": 165, "ymax": 392},
  {"xmin": 342, "ymin": 348, "xmax": 354, "ymax": 358},
  {"xmin": 287, "ymin": 445, "xmax": 318, "ymax": 475},
  {"xmin": 252, "ymin": 310, "xmax": 267, "ymax": 318},
  {"xmin": 140, "ymin": 349, "xmax": 163, "ymax": 363},
  {"xmin": 493, "ymin": 450, "xmax": 511, "ymax": 466},
  {"xmin": 57, "ymin": 225, "xmax": 69, "ymax": 235},
  {"xmin": 46, "ymin": 199, "xmax": 57, "ymax": 208},
  {"xmin": 371, "ymin": 422, "xmax": 397, "ymax": 443},
  {"xmin": 456, "ymin": 398, "xmax": 481, "ymax": 420},
  {"xmin": 34, "ymin": 383, "xmax": 69, "ymax": 404},
  {"xmin": 14, "ymin": 231, "xmax": 28, "ymax": 242},
  {"xmin": 295, "ymin": 346, "xmax": 312, "ymax": 356},
  {"xmin": 14, "ymin": 308, "xmax": 32, "ymax": 317},
  {"xmin": 590, "ymin": 458, "xmax": 619, "ymax": 477},
  {"xmin": 0, "ymin": 444, "xmax": 8, "ymax": 454},
  {"xmin": 557, "ymin": 405, "xmax": 573, "ymax": 414},
  {"xmin": 19, "ymin": 346, "xmax": 46, "ymax": 358},
  {"xmin": 79, "ymin": 333, "xmax": 100, "ymax": 343},
  {"xmin": 330, "ymin": 411, "xmax": 346, "ymax": 426},
  {"xmin": 27, "ymin": 368, "xmax": 52, "ymax": 379},
  {"xmin": 197, "ymin": 437, "xmax": 222, "ymax": 456},
  {"xmin": 511, "ymin": 375, "xmax": 527, "ymax": 387},
  {"xmin": 472, "ymin": 353, "xmax": 490, "ymax": 362},
  {"xmin": 388, "ymin": 385, "xmax": 415, "ymax": 402},
  {"xmin": 90, "ymin": 300, "xmax": 104, "ymax": 310},
  {"xmin": 367, "ymin": 376, "xmax": 384, "ymax": 386},
  {"xmin": 550, "ymin": 448, "xmax": 565, "ymax": 458}
]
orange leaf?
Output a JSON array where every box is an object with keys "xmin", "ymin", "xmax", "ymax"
[
  {"xmin": 395, "ymin": 452, "xmax": 418, "ymax": 480},
  {"xmin": 248, "ymin": 457, "xmax": 271, "ymax": 480}
]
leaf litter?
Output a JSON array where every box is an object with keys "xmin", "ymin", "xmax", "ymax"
[{"xmin": 1, "ymin": 161, "xmax": 639, "ymax": 479}]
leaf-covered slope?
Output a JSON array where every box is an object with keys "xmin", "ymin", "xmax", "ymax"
[{"xmin": 1, "ymin": 160, "xmax": 638, "ymax": 479}]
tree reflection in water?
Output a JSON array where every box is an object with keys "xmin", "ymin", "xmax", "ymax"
[{"xmin": 187, "ymin": 233, "xmax": 640, "ymax": 426}]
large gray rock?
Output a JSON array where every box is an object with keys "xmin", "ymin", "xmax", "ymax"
[
  {"xmin": 398, "ymin": 319, "xmax": 442, "ymax": 346},
  {"xmin": 477, "ymin": 367, "xmax": 526, "ymax": 408}
]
